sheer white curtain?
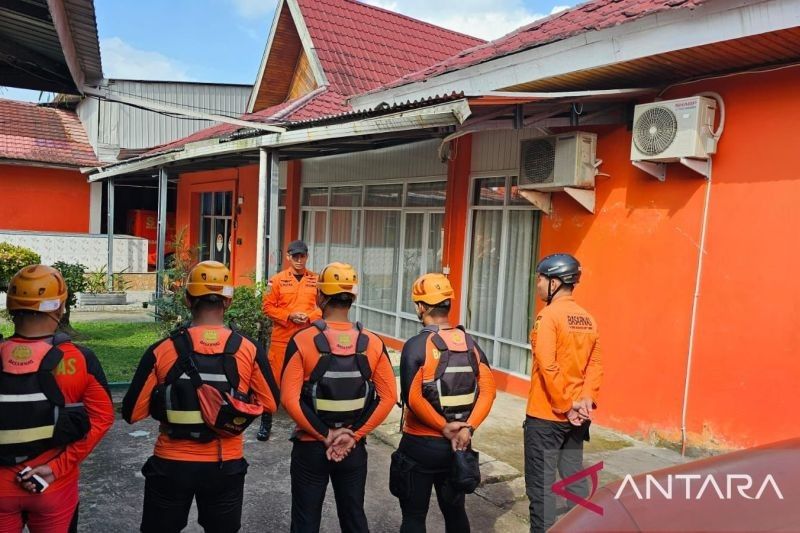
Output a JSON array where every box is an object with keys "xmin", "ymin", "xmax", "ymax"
[{"xmin": 466, "ymin": 210, "xmax": 503, "ymax": 335}]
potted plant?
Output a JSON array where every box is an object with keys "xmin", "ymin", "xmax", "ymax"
[{"xmin": 77, "ymin": 266, "xmax": 130, "ymax": 306}]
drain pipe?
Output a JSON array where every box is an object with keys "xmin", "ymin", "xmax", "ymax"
[{"xmin": 680, "ymin": 161, "xmax": 713, "ymax": 456}]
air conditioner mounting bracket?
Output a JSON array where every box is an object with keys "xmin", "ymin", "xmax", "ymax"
[{"xmin": 632, "ymin": 160, "xmax": 667, "ymax": 181}]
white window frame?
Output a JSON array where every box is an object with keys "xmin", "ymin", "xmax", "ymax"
[
  {"xmin": 300, "ymin": 176, "xmax": 446, "ymax": 337},
  {"xmin": 461, "ymin": 172, "xmax": 540, "ymax": 377}
]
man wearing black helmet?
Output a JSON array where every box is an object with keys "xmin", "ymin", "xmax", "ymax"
[{"xmin": 524, "ymin": 253, "xmax": 602, "ymax": 533}]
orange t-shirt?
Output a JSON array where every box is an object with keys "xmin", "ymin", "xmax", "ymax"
[
  {"xmin": 122, "ymin": 326, "xmax": 278, "ymax": 462},
  {"xmin": 527, "ymin": 296, "xmax": 602, "ymax": 421}
]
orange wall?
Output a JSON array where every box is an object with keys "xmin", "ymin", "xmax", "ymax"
[
  {"xmin": 176, "ymin": 166, "xmax": 260, "ymax": 284},
  {"xmin": 537, "ymin": 66, "xmax": 800, "ymax": 449},
  {"xmin": 0, "ymin": 164, "xmax": 90, "ymax": 232}
]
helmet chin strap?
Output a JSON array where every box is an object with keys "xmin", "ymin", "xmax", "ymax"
[{"xmin": 546, "ymin": 278, "xmax": 564, "ymax": 305}]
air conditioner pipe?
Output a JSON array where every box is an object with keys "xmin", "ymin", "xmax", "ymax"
[{"xmin": 679, "ymin": 92, "xmax": 724, "ymax": 456}]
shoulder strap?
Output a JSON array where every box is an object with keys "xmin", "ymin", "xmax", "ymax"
[
  {"xmin": 430, "ymin": 333, "xmax": 450, "ymax": 381},
  {"xmin": 38, "ymin": 345, "xmax": 66, "ymax": 406},
  {"xmin": 458, "ymin": 326, "xmax": 480, "ymax": 377},
  {"xmin": 168, "ymin": 329, "xmax": 201, "ymax": 388},
  {"xmin": 221, "ymin": 331, "xmax": 243, "ymax": 390},
  {"xmin": 354, "ymin": 322, "xmax": 369, "ymax": 354}
]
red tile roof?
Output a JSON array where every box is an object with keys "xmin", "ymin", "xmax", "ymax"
[
  {"xmin": 0, "ymin": 98, "xmax": 98, "ymax": 167},
  {"xmin": 297, "ymin": 0, "xmax": 484, "ymax": 96},
  {"xmin": 371, "ymin": 0, "xmax": 711, "ymax": 93},
  {"xmin": 147, "ymin": 0, "xmax": 482, "ymax": 155}
]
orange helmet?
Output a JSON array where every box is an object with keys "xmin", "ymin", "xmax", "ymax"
[
  {"xmin": 411, "ymin": 273, "xmax": 454, "ymax": 305},
  {"xmin": 317, "ymin": 262, "xmax": 358, "ymax": 296},
  {"xmin": 6, "ymin": 265, "xmax": 68, "ymax": 313},
  {"xmin": 185, "ymin": 261, "xmax": 234, "ymax": 298}
]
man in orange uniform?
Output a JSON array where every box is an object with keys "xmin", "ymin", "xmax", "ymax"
[
  {"xmin": 525, "ymin": 254, "xmax": 602, "ymax": 533},
  {"xmin": 394, "ymin": 273, "xmax": 496, "ymax": 532},
  {"xmin": 123, "ymin": 261, "xmax": 278, "ymax": 533},
  {"xmin": 281, "ymin": 262, "xmax": 396, "ymax": 533},
  {"xmin": 0, "ymin": 265, "xmax": 114, "ymax": 533},
  {"xmin": 258, "ymin": 240, "xmax": 321, "ymax": 441}
]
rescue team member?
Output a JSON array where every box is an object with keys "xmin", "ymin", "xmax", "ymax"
[
  {"xmin": 281, "ymin": 262, "xmax": 397, "ymax": 533},
  {"xmin": 525, "ymin": 254, "xmax": 602, "ymax": 533},
  {"xmin": 394, "ymin": 273, "xmax": 496, "ymax": 533},
  {"xmin": 0, "ymin": 265, "xmax": 114, "ymax": 532},
  {"xmin": 123, "ymin": 261, "xmax": 278, "ymax": 533},
  {"xmin": 258, "ymin": 240, "xmax": 321, "ymax": 441}
]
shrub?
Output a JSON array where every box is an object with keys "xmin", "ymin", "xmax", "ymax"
[
  {"xmin": 52, "ymin": 261, "xmax": 87, "ymax": 331},
  {"xmin": 0, "ymin": 243, "xmax": 41, "ymax": 291},
  {"xmin": 225, "ymin": 281, "xmax": 271, "ymax": 345}
]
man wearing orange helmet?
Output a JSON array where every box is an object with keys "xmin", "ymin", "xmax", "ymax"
[
  {"xmin": 123, "ymin": 260, "xmax": 279, "ymax": 533},
  {"xmin": 258, "ymin": 240, "xmax": 322, "ymax": 441},
  {"xmin": 392, "ymin": 273, "xmax": 496, "ymax": 532},
  {"xmin": 281, "ymin": 262, "xmax": 396, "ymax": 533},
  {"xmin": 0, "ymin": 265, "xmax": 114, "ymax": 533}
]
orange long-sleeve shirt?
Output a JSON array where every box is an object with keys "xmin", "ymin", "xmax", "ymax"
[
  {"xmin": 527, "ymin": 296, "xmax": 602, "ymax": 421},
  {"xmin": 280, "ymin": 321, "xmax": 397, "ymax": 442},
  {"xmin": 122, "ymin": 326, "xmax": 278, "ymax": 462},
  {"xmin": 400, "ymin": 326, "xmax": 496, "ymax": 437},
  {"xmin": 0, "ymin": 337, "xmax": 114, "ymax": 497},
  {"xmin": 262, "ymin": 268, "xmax": 322, "ymax": 346}
]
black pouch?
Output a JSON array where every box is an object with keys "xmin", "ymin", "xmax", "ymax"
[
  {"xmin": 149, "ymin": 383, "xmax": 168, "ymax": 423},
  {"xmin": 449, "ymin": 448, "xmax": 481, "ymax": 494},
  {"xmin": 52, "ymin": 404, "xmax": 90, "ymax": 446},
  {"xmin": 389, "ymin": 450, "xmax": 418, "ymax": 499}
]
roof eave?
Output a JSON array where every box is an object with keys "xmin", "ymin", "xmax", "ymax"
[
  {"xmin": 350, "ymin": 0, "xmax": 800, "ymax": 110},
  {"xmin": 87, "ymin": 99, "xmax": 472, "ymax": 181}
]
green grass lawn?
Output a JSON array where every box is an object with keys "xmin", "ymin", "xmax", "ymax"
[{"xmin": 0, "ymin": 321, "xmax": 159, "ymax": 383}]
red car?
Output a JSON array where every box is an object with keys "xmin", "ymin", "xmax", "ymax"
[{"xmin": 551, "ymin": 438, "xmax": 799, "ymax": 532}]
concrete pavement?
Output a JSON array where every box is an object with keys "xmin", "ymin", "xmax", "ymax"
[{"xmin": 79, "ymin": 409, "xmax": 530, "ymax": 532}]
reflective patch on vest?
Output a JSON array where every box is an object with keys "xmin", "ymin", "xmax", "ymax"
[
  {"xmin": 0, "ymin": 341, "xmax": 51, "ymax": 375},
  {"xmin": 0, "ymin": 425, "xmax": 55, "ymax": 445},
  {"xmin": 439, "ymin": 392, "xmax": 476, "ymax": 407},
  {"xmin": 315, "ymin": 397, "xmax": 367, "ymax": 413},
  {"xmin": 0, "ymin": 393, "xmax": 48, "ymax": 402},
  {"xmin": 178, "ymin": 372, "xmax": 228, "ymax": 382},
  {"xmin": 166, "ymin": 410, "xmax": 204, "ymax": 424}
]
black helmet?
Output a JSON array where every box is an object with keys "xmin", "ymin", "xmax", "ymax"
[{"xmin": 536, "ymin": 254, "xmax": 581, "ymax": 285}]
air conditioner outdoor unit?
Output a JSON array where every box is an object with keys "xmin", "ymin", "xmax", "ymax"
[
  {"xmin": 518, "ymin": 132, "xmax": 597, "ymax": 192},
  {"xmin": 630, "ymin": 96, "xmax": 717, "ymax": 162}
]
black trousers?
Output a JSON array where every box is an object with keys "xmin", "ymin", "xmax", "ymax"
[
  {"xmin": 290, "ymin": 440, "xmax": 369, "ymax": 533},
  {"xmin": 140, "ymin": 455, "xmax": 248, "ymax": 533},
  {"xmin": 523, "ymin": 417, "xmax": 590, "ymax": 533},
  {"xmin": 397, "ymin": 434, "xmax": 469, "ymax": 533}
]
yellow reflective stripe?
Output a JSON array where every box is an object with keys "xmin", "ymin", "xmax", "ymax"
[
  {"xmin": 440, "ymin": 392, "xmax": 475, "ymax": 407},
  {"xmin": 315, "ymin": 398, "xmax": 366, "ymax": 412},
  {"xmin": 0, "ymin": 425, "xmax": 54, "ymax": 444},
  {"xmin": 166, "ymin": 410, "xmax": 204, "ymax": 424}
]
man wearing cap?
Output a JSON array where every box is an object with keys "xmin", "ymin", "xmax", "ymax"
[{"xmin": 258, "ymin": 240, "xmax": 322, "ymax": 441}]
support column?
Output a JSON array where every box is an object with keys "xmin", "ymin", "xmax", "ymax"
[
  {"xmin": 283, "ymin": 160, "xmax": 302, "ymax": 271},
  {"xmin": 106, "ymin": 178, "xmax": 115, "ymax": 291},
  {"xmin": 255, "ymin": 148, "xmax": 269, "ymax": 282},
  {"xmin": 89, "ymin": 181, "xmax": 103, "ymax": 234},
  {"xmin": 155, "ymin": 168, "xmax": 168, "ymax": 298},
  {"xmin": 442, "ymin": 134, "xmax": 473, "ymax": 324},
  {"xmin": 267, "ymin": 151, "xmax": 281, "ymax": 276}
]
